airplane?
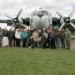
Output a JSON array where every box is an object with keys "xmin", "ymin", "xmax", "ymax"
[{"xmin": 0, "ymin": 8, "xmax": 75, "ymax": 30}]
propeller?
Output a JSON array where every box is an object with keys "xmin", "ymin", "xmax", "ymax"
[
  {"xmin": 56, "ymin": 11, "xmax": 75, "ymax": 31},
  {"xmin": 5, "ymin": 9, "xmax": 23, "ymax": 29},
  {"xmin": 5, "ymin": 9, "xmax": 23, "ymax": 23}
]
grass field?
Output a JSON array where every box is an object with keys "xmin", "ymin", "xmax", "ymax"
[{"xmin": 0, "ymin": 48, "xmax": 75, "ymax": 75}]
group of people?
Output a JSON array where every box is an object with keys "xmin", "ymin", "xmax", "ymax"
[{"xmin": 0, "ymin": 26, "xmax": 71, "ymax": 49}]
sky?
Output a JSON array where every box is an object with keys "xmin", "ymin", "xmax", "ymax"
[
  {"xmin": 0, "ymin": 0, "xmax": 75, "ymax": 19},
  {"xmin": 0, "ymin": 0, "xmax": 75, "ymax": 29}
]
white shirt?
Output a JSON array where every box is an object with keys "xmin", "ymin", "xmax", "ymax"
[{"xmin": 15, "ymin": 30, "xmax": 21, "ymax": 39}]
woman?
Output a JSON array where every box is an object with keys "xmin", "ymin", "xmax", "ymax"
[
  {"xmin": 54, "ymin": 30, "xmax": 62, "ymax": 49},
  {"xmin": 20, "ymin": 29, "xmax": 29, "ymax": 47}
]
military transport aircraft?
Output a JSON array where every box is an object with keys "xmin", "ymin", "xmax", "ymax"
[{"xmin": 0, "ymin": 8, "xmax": 75, "ymax": 30}]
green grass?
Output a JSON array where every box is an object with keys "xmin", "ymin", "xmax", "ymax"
[{"xmin": 0, "ymin": 48, "xmax": 75, "ymax": 75}]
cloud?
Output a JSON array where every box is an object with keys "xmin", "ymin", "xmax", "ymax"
[
  {"xmin": 0, "ymin": 0, "xmax": 75, "ymax": 29},
  {"xmin": 0, "ymin": 0, "xmax": 75, "ymax": 19}
]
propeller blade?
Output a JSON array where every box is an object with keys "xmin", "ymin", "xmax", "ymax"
[
  {"xmin": 5, "ymin": 14, "xmax": 14, "ymax": 24},
  {"xmin": 16, "ymin": 9, "xmax": 23, "ymax": 18},
  {"xmin": 5, "ymin": 14, "xmax": 13, "ymax": 20},
  {"xmin": 68, "ymin": 11, "xmax": 74, "ymax": 18},
  {"xmin": 58, "ymin": 23, "xmax": 65, "ymax": 31},
  {"xmin": 56, "ymin": 11, "xmax": 64, "ymax": 18},
  {"xmin": 48, "ymin": 12, "xmax": 52, "ymax": 25},
  {"xmin": 70, "ymin": 22, "xmax": 75, "ymax": 28}
]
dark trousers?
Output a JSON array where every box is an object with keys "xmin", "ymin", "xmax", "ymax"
[
  {"xmin": 61, "ymin": 39, "xmax": 65, "ymax": 48},
  {"xmin": 51, "ymin": 38, "xmax": 55, "ymax": 49},
  {"xmin": 23, "ymin": 38, "xmax": 27, "ymax": 47},
  {"xmin": 16, "ymin": 38, "xmax": 20, "ymax": 47},
  {"xmin": 9, "ymin": 38, "xmax": 13, "ymax": 47},
  {"xmin": 47, "ymin": 38, "xmax": 51, "ymax": 48}
]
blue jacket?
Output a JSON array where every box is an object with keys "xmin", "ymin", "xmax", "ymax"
[{"xmin": 21, "ymin": 31, "xmax": 28, "ymax": 39}]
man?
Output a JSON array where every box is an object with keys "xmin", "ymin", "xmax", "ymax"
[
  {"xmin": 50, "ymin": 29, "xmax": 55, "ymax": 49},
  {"xmin": 42, "ymin": 30, "xmax": 48, "ymax": 48},
  {"xmin": 47, "ymin": 26, "xmax": 52, "ymax": 48},
  {"xmin": 60, "ymin": 29, "xmax": 65, "ymax": 49},
  {"xmin": 8, "ymin": 30, "xmax": 14, "ymax": 47},
  {"xmin": 15, "ymin": 28, "xmax": 21, "ymax": 47},
  {"xmin": 64, "ymin": 28, "xmax": 71, "ymax": 49}
]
